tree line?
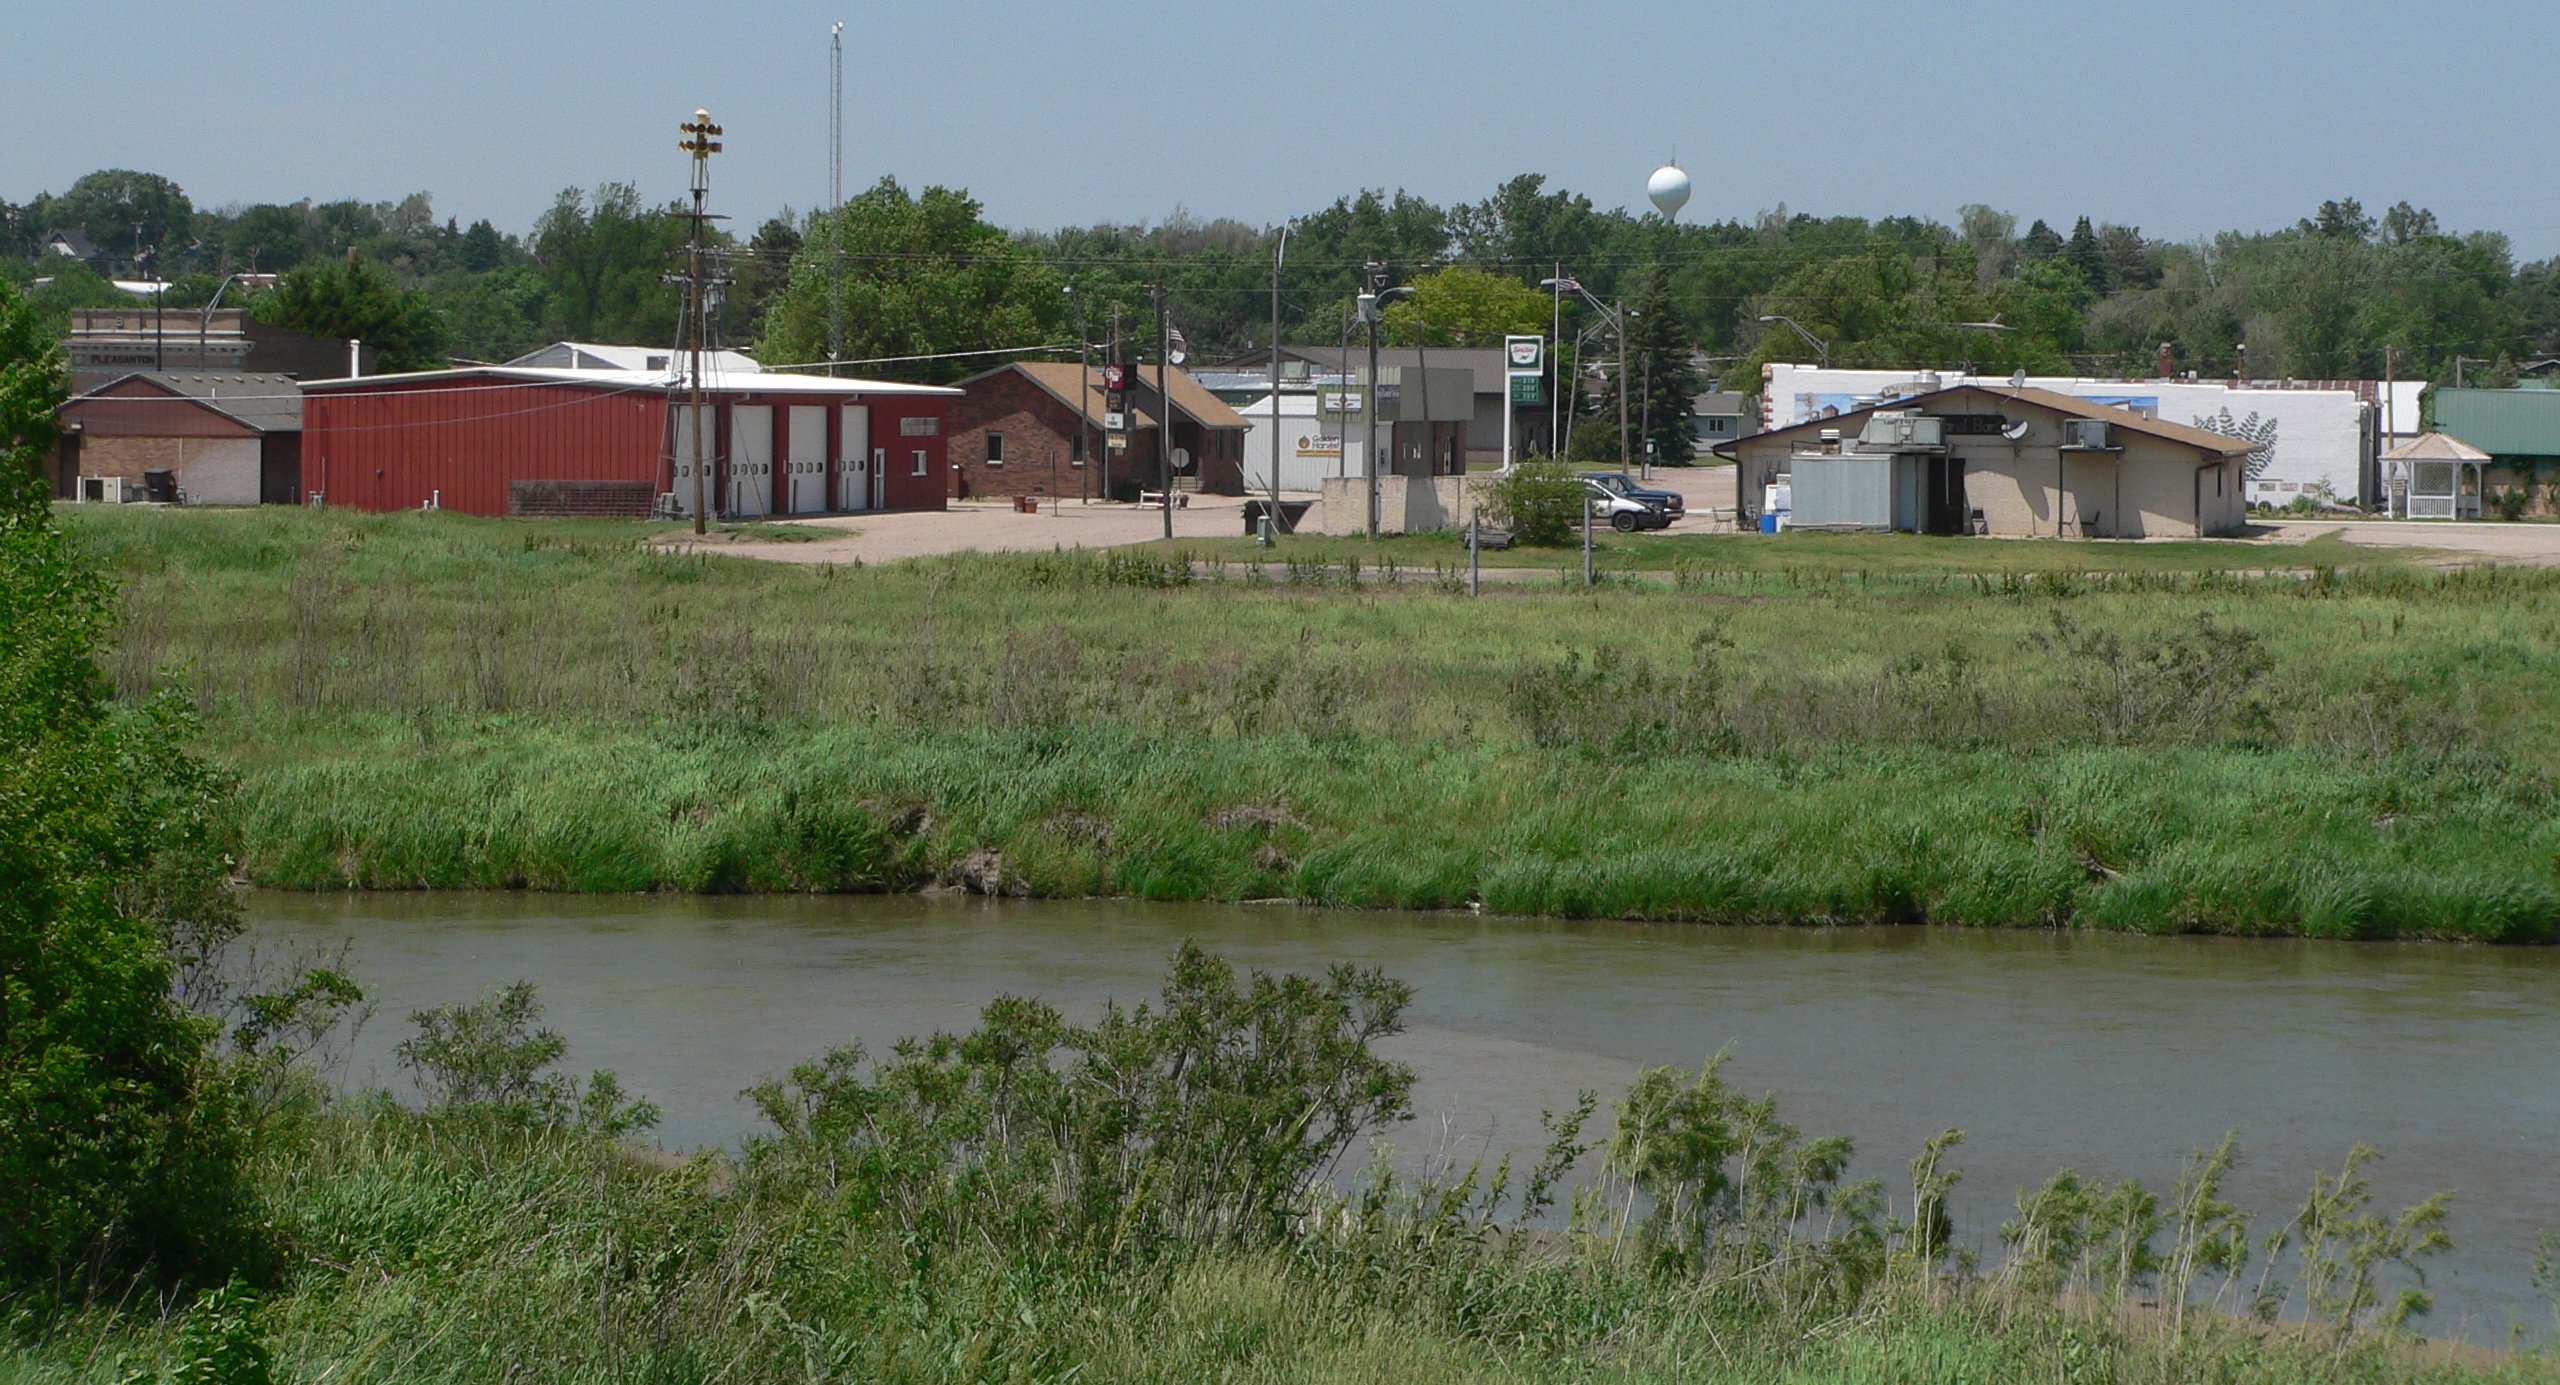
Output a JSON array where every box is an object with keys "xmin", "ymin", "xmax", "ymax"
[{"xmin": 10, "ymin": 166, "xmax": 2556, "ymax": 395}]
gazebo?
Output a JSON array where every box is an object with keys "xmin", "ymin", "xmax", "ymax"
[{"xmin": 2383, "ymin": 432, "xmax": 2490, "ymax": 520}]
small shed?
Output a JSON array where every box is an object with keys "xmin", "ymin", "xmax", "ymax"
[
  {"xmin": 56, "ymin": 371, "xmax": 305, "ymax": 505},
  {"xmin": 2383, "ymin": 432, "xmax": 2490, "ymax": 520}
]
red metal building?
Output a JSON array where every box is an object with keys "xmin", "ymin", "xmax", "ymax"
[{"xmin": 300, "ymin": 360, "xmax": 959, "ymax": 518}]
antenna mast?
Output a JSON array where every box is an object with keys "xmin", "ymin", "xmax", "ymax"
[{"xmin": 828, "ymin": 21, "xmax": 844, "ymax": 376}]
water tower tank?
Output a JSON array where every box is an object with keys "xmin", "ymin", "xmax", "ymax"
[{"xmin": 1647, "ymin": 163, "xmax": 1692, "ymax": 220}]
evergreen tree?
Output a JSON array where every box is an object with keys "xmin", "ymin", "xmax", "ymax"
[
  {"xmin": 1628, "ymin": 267, "xmax": 1701, "ymax": 465},
  {"xmin": 2065, "ymin": 216, "xmax": 2107, "ymax": 294},
  {"xmin": 2020, "ymin": 219, "xmax": 2065, "ymax": 261},
  {"xmin": 457, "ymin": 218, "xmax": 506, "ymax": 273}
]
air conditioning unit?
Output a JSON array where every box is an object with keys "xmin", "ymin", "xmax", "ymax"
[
  {"xmin": 80, "ymin": 475, "xmax": 130, "ymax": 504},
  {"xmin": 2063, "ymin": 418, "xmax": 2113, "ymax": 449},
  {"xmin": 1858, "ymin": 411, "xmax": 1945, "ymax": 449}
]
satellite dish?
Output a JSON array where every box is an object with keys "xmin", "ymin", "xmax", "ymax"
[
  {"xmin": 2001, "ymin": 419, "xmax": 2031, "ymax": 441},
  {"xmin": 1646, "ymin": 163, "xmax": 1692, "ymax": 220}
]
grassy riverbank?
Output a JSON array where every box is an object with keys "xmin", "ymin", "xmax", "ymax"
[
  {"xmin": 64, "ymin": 504, "xmax": 2560, "ymax": 938},
  {"xmin": 5, "ymin": 949, "xmax": 2543, "ymax": 1385}
]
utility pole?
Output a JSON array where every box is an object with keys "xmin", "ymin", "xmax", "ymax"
[
  {"xmin": 1617, "ymin": 297, "xmax": 1630, "ymax": 471},
  {"xmin": 1268, "ymin": 220, "xmax": 1292, "ymax": 533},
  {"xmin": 1361, "ymin": 262, "xmax": 1386, "ymax": 541},
  {"xmin": 680, "ymin": 108, "xmax": 723, "ymax": 536},
  {"xmin": 827, "ymin": 22, "xmax": 844, "ymax": 376},
  {"xmin": 1106, "ymin": 306, "xmax": 1121, "ymax": 501},
  {"xmin": 1067, "ymin": 285, "xmax": 1089, "ymax": 504},
  {"xmin": 1549, "ymin": 261, "xmax": 1563, "ymax": 456},
  {"xmin": 1155, "ymin": 284, "xmax": 1173, "ymax": 540}
]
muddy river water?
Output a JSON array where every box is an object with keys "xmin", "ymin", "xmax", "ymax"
[{"xmin": 250, "ymin": 891, "xmax": 2560, "ymax": 1338}]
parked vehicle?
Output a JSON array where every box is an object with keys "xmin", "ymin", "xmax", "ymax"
[{"xmin": 1578, "ymin": 473, "xmax": 1679, "ymax": 531}]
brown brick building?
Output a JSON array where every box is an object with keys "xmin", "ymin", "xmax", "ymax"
[
  {"xmin": 56, "ymin": 371, "xmax": 304, "ymax": 504},
  {"xmin": 947, "ymin": 361, "xmax": 1249, "ymax": 500}
]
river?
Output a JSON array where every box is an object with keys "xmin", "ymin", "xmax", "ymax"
[{"xmin": 250, "ymin": 890, "xmax": 2560, "ymax": 1339}]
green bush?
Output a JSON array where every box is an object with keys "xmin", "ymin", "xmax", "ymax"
[
  {"xmin": 1481, "ymin": 459, "xmax": 1585, "ymax": 545},
  {"xmin": 0, "ymin": 279, "xmax": 255, "ymax": 1288}
]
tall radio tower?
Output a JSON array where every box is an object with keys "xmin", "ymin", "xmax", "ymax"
[{"xmin": 828, "ymin": 21, "xmax": 844, "ymax": 375}]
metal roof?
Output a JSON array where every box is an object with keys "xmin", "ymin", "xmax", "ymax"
[
  {"xmin": 505, "ymin": 341, "xmax": 764, "ymax": 374},
  {"xmin": 2430, "ymin": 388, "xmax": 2560, "ymax": 458},
  {"xmin": 1720, "ymin": 383, "xmax": 2257, "ymax": 459},
  {"xmin": 67, "ymin": 371, "xmax": 306, "ymax": 433},
  {"xmin": 298, "ymin": 364, "xmax": 958, "ymax": 397}
]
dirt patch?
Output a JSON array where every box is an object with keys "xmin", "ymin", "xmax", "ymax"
[
  {"xmin": 1043, "ymin": 811, "xmax": 1112, "ymax": 847},
  {"xmin": 1213, "ymin": 804, "xmax": 1300, "ymax": 833},
  {"xmin": 941, "ymin": 847, "xmax": 1027, "ymax": 897}
]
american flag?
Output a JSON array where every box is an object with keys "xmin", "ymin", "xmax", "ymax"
[{"xmin": 1168, "ymin": 326, "xmax": 1188, "ymax": 364}]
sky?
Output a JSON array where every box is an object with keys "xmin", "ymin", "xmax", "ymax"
[{"xmin": 12, "ymin": 0, "xmax": 2560, "ymax": 256}]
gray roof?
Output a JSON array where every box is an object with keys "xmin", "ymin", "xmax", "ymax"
[{"xmin": 81, "ymin": 371, "xmax": 306, "ymax": 432}]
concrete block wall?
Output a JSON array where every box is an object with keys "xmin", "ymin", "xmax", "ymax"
[{"xmin": 506, "ymin": 479, "xmax": 657, "ymax": 518}]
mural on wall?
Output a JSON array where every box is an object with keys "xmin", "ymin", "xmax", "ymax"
[{"xmin": 2193, "ymin": 407, "xmax": 2280, "ymax": 479}]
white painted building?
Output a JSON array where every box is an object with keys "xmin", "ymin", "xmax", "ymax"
[
  {"xmin": 1762, "ymin": 365, "xmax": 2379, "ymax": 506},
  {"xmin": 1233, "ymin": 391, "xmax": 1353, "ymax": 493}
]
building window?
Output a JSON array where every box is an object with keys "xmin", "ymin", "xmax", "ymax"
[
  {"xmin": 986, "ymin": 432, "xmax": 1004, "ymax": 465},
  {"xmin": 911, "ymin": 449, "xmax": 929, "ymax": 477},
  {"xmin": 1070, "ymin": 431, "xmax": 1086, "ymax": 465},
  {"xmin": 900, "ymin": 416, "xmax": 938, "ymax": 437}
]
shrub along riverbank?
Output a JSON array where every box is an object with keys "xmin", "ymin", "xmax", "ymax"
[
  {"xmin": 7, "ymin": 950, "xmax": 2539, "ymax": 1385},
  {"xmin": 65, "ymin": 505, "xmax": 2560, "ymax": 939}
]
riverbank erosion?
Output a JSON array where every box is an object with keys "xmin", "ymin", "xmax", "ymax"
[{"xmin": 70, "ymin": 504, "xmax": 2560, "ymax": 940}]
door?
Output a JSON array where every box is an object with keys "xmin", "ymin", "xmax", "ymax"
[
  {"xmin": 669, "ymin": 404, "xmax": 714, "ymax": 517},
  {"xmin": 728, "ymin": 405, "xmax": 771, "ymax": 518},
  {"xmin": 838, "ymin": 405, "xmax": 870, "ymax": 511},
  {"xmin": 787, "ymin": 406, "xmax": 827, "ymax": 513}
]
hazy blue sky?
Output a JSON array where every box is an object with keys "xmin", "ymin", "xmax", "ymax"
[{"xmin": 12, "ymin": 0, "xmax": 2558, "ymax": 254}]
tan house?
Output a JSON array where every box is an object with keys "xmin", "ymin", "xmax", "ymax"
[{"xmin": 1717, "ymin": 384, "xmax": 2254, "ymax": 538}]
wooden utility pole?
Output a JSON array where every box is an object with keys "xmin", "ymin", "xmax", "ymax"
[
  {"xmin": 1156, "ymin": 285, "xmax": 1173, "ymax": 540},
  {"xmin": 1617, "ymin": 297, "xmax": 1630, "ymax": 470},
  {"xmin": 679, "ymin": 108, "xmax": 723, "ymax": 536}
]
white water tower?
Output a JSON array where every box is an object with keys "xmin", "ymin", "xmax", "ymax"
[{"xmin": 1646, "ymin": 162, "xmax": 1692, "ymax": 221}]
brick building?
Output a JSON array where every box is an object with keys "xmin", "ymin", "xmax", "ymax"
[
  {"xmin": 946, "ymin": 361, "xmax": 1249, "ymax": 500},
  {"xmin": 56, "ymin": 371, "xmax": 304, "ymax": 504}
]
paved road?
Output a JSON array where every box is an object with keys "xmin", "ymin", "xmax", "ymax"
[
  {"xmin": 2260, "ymin": 518, "xmax": 2560, "ymax": 565},
  {"xmin": 657, "ymin": 466, "xmax": 1746, "ymax": 566},
  {"xmin": 653, "ymin": 495, "xmax": 1261, "ymax": 565}
]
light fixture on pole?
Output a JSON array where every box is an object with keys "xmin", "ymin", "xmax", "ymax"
[
  {"xmin": 679, "ymin": 107, "xmax": 723, "ymax": 536},
  {"xmin": 1356, "ymin": 262, "xmax": 1414, "ymax": 541},
  {"xmin": 1757, "ymin": 313, "xmax": 1829, "ymax": 370}
]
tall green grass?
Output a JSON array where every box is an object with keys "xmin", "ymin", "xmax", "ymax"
[{"xmin": 60, "ymin": 505, "xmax": 2560, "ymax": 938}]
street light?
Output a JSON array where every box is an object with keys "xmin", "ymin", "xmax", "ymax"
[
  {"xmin": 1356, "ymin": 262, "xmax": 1414, "ymax": 541},
  {"xmin": 1758, "ymin": 314, "xmax": 1830, "ymax": 370}
]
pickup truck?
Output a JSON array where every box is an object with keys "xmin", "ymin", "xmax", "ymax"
[{"xmin": 1579, "ymin": 472, "xmax": 1683, "ymax": 531}]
